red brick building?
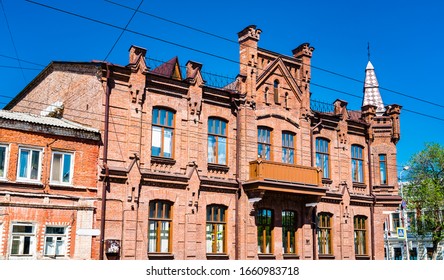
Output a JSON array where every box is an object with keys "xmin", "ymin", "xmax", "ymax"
[
  {"xmin": 4, "ymin": 25, "xmax": 401, "ymax": 260},
  {"xmin": 0, "ymin": 110, "xmax": 101, "ymax": 259}
]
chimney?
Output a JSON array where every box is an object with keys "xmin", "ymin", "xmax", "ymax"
[
  {"xmin": 238, "ymin": 25, "xmax": 261, "ymax": 77},
  {"xmin": 128, "ymin": 45, "xmax": 147, "ymax": 65}
]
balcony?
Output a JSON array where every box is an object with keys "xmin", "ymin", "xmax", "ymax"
[{"xmin": 244, "ymin": 160, "xmax": 326, "ymax": 197}]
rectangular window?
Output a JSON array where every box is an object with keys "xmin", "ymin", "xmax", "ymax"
[
  {"xmin": 44, "ymin": 226, "xmax": 67, "ymax": 256},
  {"xmin": 256, "ymin": 209, "xmax": 273, "ymax": 254},
  {"xmin": 391, "ymin": 213, "xmax": 401, "ymax": 231},
  {"xmin": 208, "ymin": 118, "xmax": 227, "ymax": 165},
  {"xmin": 354, "ymin": 216, "xmax": 367, "ymax": 255},
  {"xmin": 152, "ymin": 108, "xmax": 174, "ymax": 158},
  {"xmin": 258, "ymin": 127, "xmax": 271, "ymax": 160},
  {"xmin": 50, "ymin": 152, "xmax": 73, "ymax": 184},
  {"xmin": 10, "ymin": 224, "xmax": 35, "ymax": 256},
  {"xmin": 316, "ymin": 138, "xmax": 330, "ymax": 178},
  {"xmin": 351, "ymin": 145, "xmax": 364, "ymax": 183},
  {"xmin": 206, "ymin": 205, "xmax": 226, "ymax": 254},
  {"xmin": 282, "ymin": 132, "xmax": 295, "ymax": 164},
  {"xmin": 379, "ymin": 154, "xmax": 388, "ymax": 185},
  {"xmin": 148, "ymin": 201, "xmax": 172, "ymax": 253},
  {"xmin": 282, "ymin": 210, "xmax": 297, "ymax": 254},
  {"xmin": 17, "ymin": 147, "xmax": 42, "ymax": 181},
  {"xmin": 318, "ymin": 213, "xmax": 332, "ymax": 255},
  {"xmin": 0, "ymin": 145, "xmax": 7, "ymax": 179}
]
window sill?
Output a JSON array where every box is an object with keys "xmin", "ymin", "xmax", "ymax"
[
  {"xmin": 355, "ymin": 255, "xmax": 371, "ymax": 260},
  {"xmin": 206, "ymin": 253, "xmax": 229, "ymax": 260},
  {"xmin": 322, "ymin": 178, "xmax": 333, "ymax": 184},
  {"xmin": 151, "ymin": 156, "xmax": 176, "ymax": 165},
  {"xmin": 283, "ymin": 254, "xmax": 300, "ymax": 259},
  {"xmin": 207, "ymin": 163, "xmax": 229, "ymax": 173},
  {"xmin": 318, "ymin": 254, "xmax": 335, "ymax": 260},
  {"xmin": 258, "ymin": 253, "xmax": 276, "ymax": 260},
  {"xmin": 352, "ymin": 182, "xmax": 367, "ymax": 189},
  {"xmin": 147, "ymin": 253, "xmax": 174, "ymax": 260}
]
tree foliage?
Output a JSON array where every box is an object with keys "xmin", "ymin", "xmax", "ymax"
[{"xmin": 404, "ymin": 143, "xmax": 444, "ymax": 259}]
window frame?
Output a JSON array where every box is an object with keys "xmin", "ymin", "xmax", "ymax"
[
  {"xmin": 148, "ymin": 200, "xmax": 173, "ymax": 253},
  {"xmin": 257, "ymin": 127, "xmax": 272, "ymax": 160},
  {"xmin": 17, "ymin": 146, "xmax": 43, "ymax": 182},
  {"xmin": 151, "ymin": 107, "xmax": 175, "ymax": 159},
  {"xmin": 354, "ymin": 216, "xmax": 367, "ymax": 256},
  {"xmin": 315, "ymin": 138, "xmax": 330, "ymax": 179},
  {"xmin": 379, "ymin": 154, "xmax": 388, "ymax": 185},
  {"xmin": 50, "ymin": 151, "xmax": 74, "ymax": 185},
  {"xmin": 282, "ymin": 131, "xmax": 295, "ymax": 164},
  {"xmin": 256, "ymin": 208, "xmax": 274, "ymax": 254},
  {"xmin": 282, "ymin": 210, "xmax": 297, "ymax": 254},
  {"xmin": 206, "ymin": 204, "xmax": 227, "ymax": 254},
  {"xmin": 44, "ymin": 226, "xmax": 68, "ymax": 257},
  {"xmin": 351, "ymin": 145, "xmax": 364, "ymax": 183},
  {"xmin": 207, "ymin": 118, "xmax": 228, "ymax": 165},
  {"xmin": 318, "ymin": 212, "xmax": 333, "ymax": 255},
  {"xmin": 9, "ymin": 223, "xmax": 36, "ymax": 257},
  {"xmin": 0, "ymin": 144, "xmax": 8, "ymax": 180}
]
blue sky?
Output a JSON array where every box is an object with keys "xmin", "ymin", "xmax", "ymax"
[{"xmin": 1, "ymin": 0, "xmax": 443, "ymax": 175}]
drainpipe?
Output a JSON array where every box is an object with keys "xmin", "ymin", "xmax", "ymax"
[
  {"xmin": 309, "ymin": 118, "xmax": 322, "ymax": 260},
  {"xmin": 367, "ymin": 136, "xmax": 376, "ymax": 260},
  {"xmin": 234, "ymin": 97, "xmax": 242, "ymax": 260},
  {"xmin": 99, "ymin": 63, "xmax": 112, "ymax": 260}
]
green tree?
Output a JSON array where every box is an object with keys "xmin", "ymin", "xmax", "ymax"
[{"xmin": 404, "ymin": 143, "xmax": 444, "ymax": 260}]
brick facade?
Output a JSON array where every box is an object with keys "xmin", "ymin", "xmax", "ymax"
[
  {"xmin": 4, "ymin": 25, "xmax": 402, "ymax": 260},
  {"xmin": 0, "ymin": 112, "xmax": 101, "ymax": 259}
]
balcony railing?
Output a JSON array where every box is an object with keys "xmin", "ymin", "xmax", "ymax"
[{"xmin": 249, "ymin": 160, "xmax": 322, "ymax": 186}]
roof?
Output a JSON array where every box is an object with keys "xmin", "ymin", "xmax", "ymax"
[
  {"xmin": 0, "ymin": 110, "xmax": 99, "ymax": 134},
  {"xmin": 362, "ymin": 61, "xmax": 385, "ymax": 115}
]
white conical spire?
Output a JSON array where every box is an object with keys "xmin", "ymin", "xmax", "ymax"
[{"xmin": 362, "ymin": 61, "xmax": 385, "ymax": 115}]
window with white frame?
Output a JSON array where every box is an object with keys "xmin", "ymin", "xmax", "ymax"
[
  {"xmin": 0, "ymin": 144, "xmax": 7, "ymax": 179},
  {"xmin": 10, "ymin": 223, "xmax": 36, "ymax": 256},
  {"xmin": 17, "ymin": 147, "xmax": 42, "ymax": 181},
  {"xmin": 44, "ymin": 226, "xmax": 67, "ymax": 257},
  {"xmin": 50, "ymin": 151, "xmax": 73, "ymax": 184}
]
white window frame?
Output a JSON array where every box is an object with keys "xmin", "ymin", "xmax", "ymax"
[
  {"xmin": 17, "ymin": 146, "xmax": 43, "ymax": 182},
  {"xmin": 9, "ymin": 223, "xmax": 36, "ymax": 257},
  {"xmin": 0, "ymin": 144, "xmax": 8, "ymax": 180},
  {"xmin": 50, "ymin": 151, "xmax": 74, "ymax": 185},
  {"xmin": 44, "ymin": 226, "xmax": 67, "ymax": 257}
]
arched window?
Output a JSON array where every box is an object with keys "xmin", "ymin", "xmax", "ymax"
[
  {"xmin": 282, "ymin": 131, "xmax": 295, "ymax": 164},
  {"xmin": 379, "ymin": 154, "xmax": 388, "ymax": 185},
  {"xmin": 273, "ymin": 80, "xmax": 280, "ymax": 104},
  {"xmin": 256, "ymin": 208, "xmax": 273, "ymax": 254},
  {"xmin": 258, "ymin": 127, "xmax": 272, "ymax": 160},
  {"xmin": 148, "ymin": 200, "xmax": 172, "ymax": 253},
  {"xmin": 282, "ymin": 210, "xmax": 297, "ymax": 254},
  {"xmin": 152, "ymin": 107, "xmax": 175, "ymax": 158},
  {"xmin": 354, "ymin": 216, "xmax": 367, "ymax": 256},
  {"xmin": 351, "ymin": 145, "xmax": 364, "ymax": 183},
  {"xmin": 318, "ymin": 212, "xmax": 333, "ymax": 255},
  {"xmin": 208, "ymin": 118, "xmax": 227, "ymax": 165},
  {"xmin": 206, "ymin": 205, "xmax": 227, "ymax": 253},
  {"xmin": 316, "ymin": 138, "xmax": 330, "ymax": 178}
]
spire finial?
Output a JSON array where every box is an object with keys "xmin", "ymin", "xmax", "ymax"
[{"xmin": 367, "ymin": 42, "xmax": 371, "ymax": 61}]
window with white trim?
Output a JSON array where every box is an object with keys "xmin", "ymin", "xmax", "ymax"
[
  {"xmin": 44, "ymin": 226, "xmax": 67, "ymax": 257},
  {"xmin": 10, "ymin": 223, "xmax": 36, "ymax": 256},
  {"xmin": 50, "ymin": 151, "xmax": 73, "ymax": 184},
  {"xmin": 17, "ymin": 147, "xmax": 42, "ymax": 181},
  {"xmin": 0, "ymin": 144, "xmax": 7, "ymax": 179}
]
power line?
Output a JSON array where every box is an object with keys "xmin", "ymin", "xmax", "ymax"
[
  {"xmin": 14, "ymin": 1, "xmax": 444, "ymax": 123},
  {"xmin": 0, "ymin": 54, "xmax": 46, "ymax": 67},
  {"xmin": 0, "ymin": 96, "xmax": 408, "ymax": 171},
  {"xmin": 0, "ymin": 65, "xmax": 42, "ymax": 70},
  {"xmin": 0, "ymin": 0, "xmax": 26, "ymax": 81},
  {"xmin": 103, "ymin": 0, "xmax": 144, "ymax": 61},
  {"xmin": 104, "ymin": 0, "xmax": 444, "ymax": 110}
]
